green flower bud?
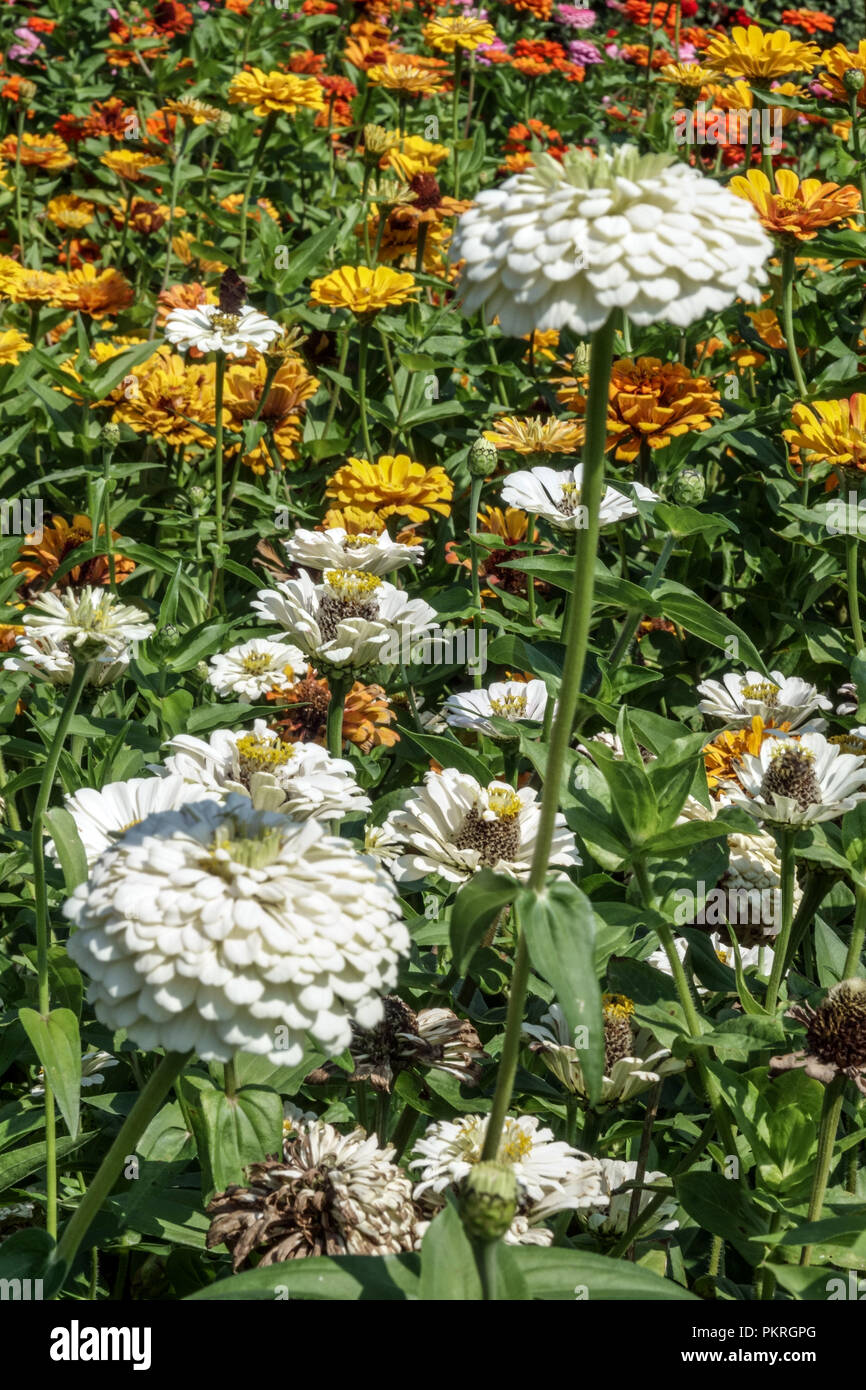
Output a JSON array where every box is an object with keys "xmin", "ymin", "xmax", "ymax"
[
  {"xmin": 459, "ymin": 1161, "xmax": 518, "ymax": 1242},
  {"xmin": 196, "ymin": 661, "xmax": 210, "ymax": 682},
  {"xmin": 671, "ymin": 467, "xmax": 705, "ymax": 505},
  {"xmin": 468, "ymin": 436, "xmax": 498, "ymax": 478},
  {"xmin": 188, "ymin": 486, "xmax": 207, "ymax": 512},
  {"xmin": 101, "ymin": 422, "xmax": 121, "ymax": 448},
  {"xmin": 844, "ymin": 69, "xmax": 866, "ymax": 94},
  {"xmin": 149, "ymin": 624, "xmax": 179, "ymax": 659}
]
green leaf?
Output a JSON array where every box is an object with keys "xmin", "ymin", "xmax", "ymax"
[
  {"xmin": 450, "ymin": 870, "xmax": 518, "ymax": 976},
  {"xmin": 198, "ymin": 1085, "xmax": 282, "ymax": 1195},
  {"xmin": 652, "ymin": 503, "xmax": 734, "ymax": 541},
  {"xmin": 652, "ymin": 580, "xmax": 768, "ymax": 673},
  {"xmin": 508, "ymin": 1246, "xmax": 698, "ymax": 1299},
  {"xmin": 188, "ymin": 1254, "xmax": 420, "ymax": 1300},
  {"xmin": 519, "ymin": 882, "xmax": 604, "ymax": 1104},
  {"xmin": 395, "ymin": 725, "xmax": 492, "ymax": 783},
  {"xmin": 675, "ymin": 1171, "xmax": 768, "ymax": 1264},
  {"xmin": 590, "ymin": 739, "xmax": 658, "ymax": 847},
  {"xmin": 842, "ymin": 801, "xmax": 866, "ymax": 875},
  {"xmin": 0, "ymin": 1132, "xmax": 93, "ymax": 1194},
  {"xmin": 44, "ymin": 808, "xmax": 88, "ymax": 894},
  {"xmin": 18, "ymin": 1008, "xmax": 81, "ymax": 1138},
  {"xmin": 419, "ymin": 1202, "xmax": 482, "ymax": 1301}
]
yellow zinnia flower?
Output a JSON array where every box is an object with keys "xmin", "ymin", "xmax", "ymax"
[
  {"xmin": 381, "ymin": 134, "xmax": 450, "ymax": 181},
  {"xmin": 309, "ymin": 264, "xmax": 417, "ymax": 315},
  {"xmin": 100, "ymin": 150, "xmax": 163, "ymax": 181},
  {"xmin": 112, "ymin": 354, "xmax": 217, "ymax": 448},
  {"xmin": 0, "ymin": 328, "xmax": 30, "ymax": 365},
  {"xmin": 482, "ymin": 415, "xmax": 584, "ymax": 455},
  {"xmin": 783, "ymin": 395, "xmax": 866, "ymax": 473},
  {"xmin": 227, "ymin": 69, "xmax": 326, "ymax": 116},
  {"xmin": 325, "ymin": 453, "xmax": 453, "ymax": 522},
  {"xmin": 45, "ymin": 194, "xmax": 96, "ymax": 230},
  {"xmin": 729, "ymin": 167, "xmax": 861, "ymax": 241},
  {"xmin": 366, "ymin": 60, "xmax": 446, "ymax": 97},
  {"xmin": 819, "ymin": 41, "xmax": 866, "ymax": 110},
  {"xmin": 705, "ymin": 25, "xmax": 819, "ymax": 79},
  {"xmin": 422, "ymin": 15, "xmax": 496, "ymax": 53}
]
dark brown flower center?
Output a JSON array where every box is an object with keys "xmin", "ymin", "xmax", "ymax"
[
  {"xmin": 453, "ymin": 805, "xmax": 521, "ymax": 868},
  {"xmin": 759, "ymin": 746, "xmax": 821, "ymax": 811},
  {"xmin": 807, "ymin": 983, "xmax": 866, "ymax": 1071}
]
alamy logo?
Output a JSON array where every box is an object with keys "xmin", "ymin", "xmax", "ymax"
[
  {"xmin": 49, "ymin": 1320, "xmax": 152, "ymax": 1371},
  {"xmin": 672, "ymin": 879, "xmax": 781, "ymax": 927},
  {"xmin": 0, "ymin": 496, "xmax": 43, "ymax": 543},
  {"xmin": 0, "ymin": 1276, "xmax": 43, "ymax": 1300}
]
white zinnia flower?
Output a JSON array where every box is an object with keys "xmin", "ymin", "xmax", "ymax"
[
  {"xmin": 523, "ymin": 999, "xmax": 683, "ymax": 1106},
  {"xmin": 251, "ymin": 568, "xmax": 437, "ymax": 670},
  {"xmin": 450, "ymin": 143, "xmax": 772, "ymax": 336},
  {"xmin": 51, "ymin": 774, "xmax": 219, "ymax": 868},
  {"xmin": 443, "ymin": 678, "xmax": 549, "ymax": 736},
  {"xmin": 383, "ymin": 766, "xmax": 581, "ymax": 883},
  {"xmin": 208, "ymin": 637, "xmax": 306, "ymax": 702},
  {"xmin": 500, "ymin": 466, "xmax": 656, "ymax": 531},
  {"xmin": 697, "ymin": 668, "xmax": 831, "ymax": 731},
  {"xmin": 164, "ymin": 303, "xmax": 281, "ymax": 357},
  {"xmin": 64, "ymin": 796, "xmax": 409, "ymax": 1064},
  {"xmin": 676, "ymin": 794, "xmax": 801, "ymax": 934},
  {"xmin": 157, "ymin": 719, "xmax": 370, "ymax": 819},
  {"xmin": 581, "ymin": 1159, "xmax": 678, "ymax": 1239},
  {"xmin": 411, "ymin": 1113, "xmax": 604, "ymax": 1245},
  {"xmin": 718, "ymin": 730, "xmax": 866, "ymax": 826},
  {"xmin": 4, "ymin": 632, "xmax": 130, "ymax": 687},
  {"xmin": 282, "ymin": 526, "xmax": 424, "ymax": 576},
  {"xmin": 647, "ymin": 929, "xmax": 775, "ymax": 981},
  {"xmin": 14, "ymin": 587, "xmax": 155, "ymax": 660},
  {"xmin": 31, "ymin": 1050, "xmax": 118, "ymax": 1097}
]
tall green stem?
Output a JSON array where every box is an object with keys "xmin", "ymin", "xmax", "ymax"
[
  {"xmin": 326, "ymin": 673, "xmax": 350, "ymax": 758},
  {"xmin": 206, "ymin": 351, "xmax": 227, "ymax": 618},
  {"xmin": 32, "ymin": 661, "xmax": 90, "ymax": 1238},
  {"xmin": 451, "ymin": 48, "xmax": 464, "ymax": 199},
  {"xmin": 846, "ymin": 532, "xmax": 864, "ymax": 652},
  {"xmin": 238, "ymin": 112, "xmax": 276, "ymax": 265},
  {"xmin": 469, "ymin": 476, "xmax": 484, "ymax": 690},
  {"xmin": 780, "ymin": 243, "xmax": 809, "ymax": 400},
  {"xmin": 55, "ymin": 1051, "xmax": 192, "ymax": 1279},
  {"xmin": 633, "ymin": 859, "xmax": 739, "ymax": 1166},
  {"xmin": 844, "ymin": 882, "xmax": 866, "ymax": 977},
  {"xmin": 356, "ymin": 320, "xmax": 374, "ymax": 460},
  {"xmin": 764, "ymin": 829, "xmax": 795, "ymax": 1014},
  {"xmin": 800, "ymin": 1075, "xmax": 846, "ymax": 1267},
  {"xmin": 479, "ymin": 315, "xmax": 617, "ymax": 1164}
]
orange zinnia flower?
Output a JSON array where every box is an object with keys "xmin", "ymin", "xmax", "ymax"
[
  {"xmin": 1, "ymin": 132, "xmax": 74, "ymax": 171},
  {"xmin": 819, "ymin": 42, "xmax": 866, "ymax": 110},
  {"xmin": 12, "ymin": 515, "xmax": 135, "ymax": 595},
  {"xmin": 556, "ymin": 356, "xmax": 723, "ymax": 463},
  {"xmin": 729, "ymin": 167, "xmax": 861, "ymax": 241}
]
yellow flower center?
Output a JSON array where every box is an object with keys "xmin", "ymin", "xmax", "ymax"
[
  {"xmin": 324, "ymin": 568, "xmax": 382, "ymax": 601},
  {"xmin": 557, "ymin": 480, "xmax": 583, "ymax": 517},
  {"xmin": 211, "ymin": 310, "xmax": 241, "ymax": 333},
  {"xmin": 345, "ymin": 533, "xmax": 381, "ymax": 549},
  {"xmin": 489, "ymin": 693, "xmax": 528, "ymax": 719},
  {"xmin": 501, "ymin": 1131, "xmax": 533, "ymax": 1163},
  {"xmin": 603, "ymin": 992, "xmax": 635, "ymax": 1020},
  {"xmin": 235, "ymin": 732, "xmax": 294, "ymax": 773},
  {"xmin": 242, "ymin": 653, "xmax": 280, "ymax": 675},
  {"xmin": 487, "ymin": 787, "xmax": 522, "ymax": 820},
  {"xmin": 741, "ymin": 680, "xmax": 780, "ymax": 704}
]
